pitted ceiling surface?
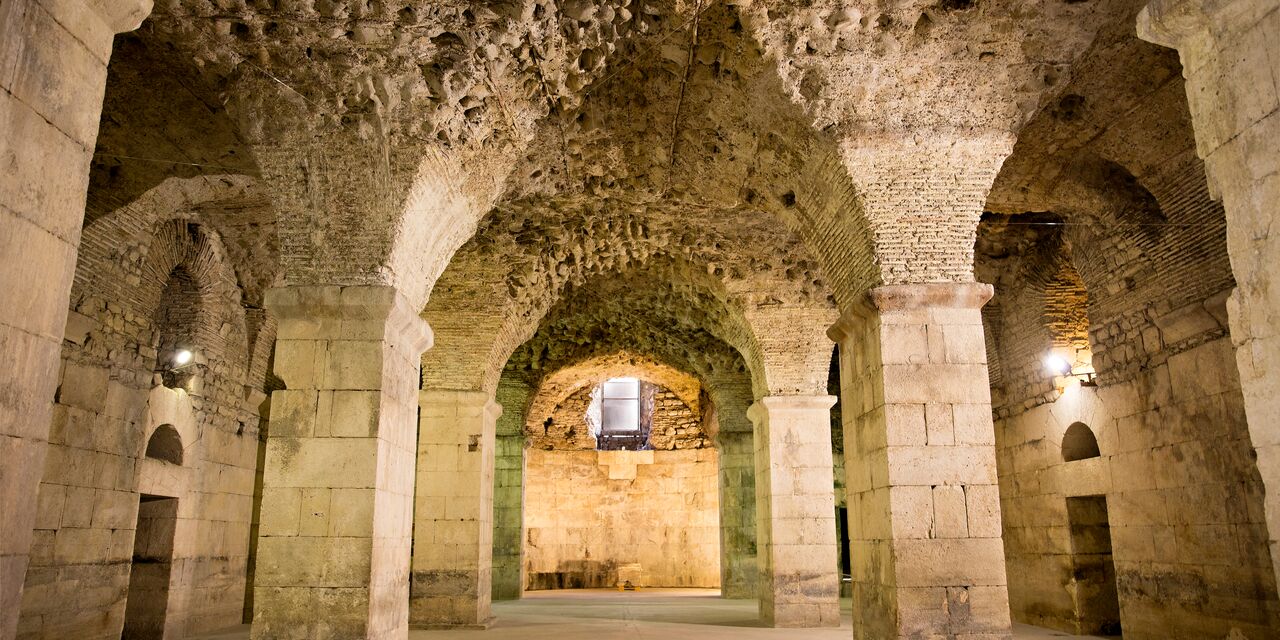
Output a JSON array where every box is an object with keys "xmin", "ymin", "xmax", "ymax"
[{"xmin": 89, "ymin": 0, "xmax": 1183, "ymax": 399}]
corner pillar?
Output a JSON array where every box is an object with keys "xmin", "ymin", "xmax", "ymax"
[
  {"xmin": 715, "ymin": 429, "xmax": 757, "ymax": 599},
  {"xmin": 0, "ymin": 2, "xmax": 152, "ymax": 635},
  {"xmin": 749, "ymin": 395, "xmax": 840, "ymax": 627},
  {"xmin": 250, "ymin": 285, "xmax": 431, "ymax": 640},
  {"xmin": 491, "ymin": 379, "xmax": 531, "ymax": 601},
  {"xmin": 1138, "ymin": 0, "xmax": 1280, "ymax": 589},
  {"xmin": 410, "ymin": 390, "xmax": 501, "ymax": 628},
  {"xmin": 829, "ymin": 283, "xmax": 1011, "ymax": 640}
]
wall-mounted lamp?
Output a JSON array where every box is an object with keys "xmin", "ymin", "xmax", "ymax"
[
  {"xmin": 1044, "ymin": 353, "xmax": 1096, "ymax": 388},
  {"xmin": 172, "ymin": 349, "xmax": 193, "ymax": 367},
  {"xmin": 1043, "ymin": 355, "xmax": 1072, "ymax": 376}
]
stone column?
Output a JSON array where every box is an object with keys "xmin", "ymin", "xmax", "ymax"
[
  {"xmin": 490, "ymin": 431, "xmax": 525, "ymax": 601},
  {"xmin": 0, "ymin": 2, "xmax": 152, "ymax": 635},
  {"xmin": 251, "ymin": 285, "xmax": 431, "ymax": 640},
  {"xmin": 1138, "ymin": 0, "xmax": 1280, "ymax": 590},
  {"xmin": 491, "ymin": 378, "xmax": 530, "ymax": 602},
  {"xmin": 829, "ymin": 283, "xmax": 1010, "ymax": 640},
  {"xmin": 748, "ymin": 395, "xmax": 840, "ymax": 627},
  {"xmin": 410, "ymin": 390, "xmax": 500, "ymax": 628},
  {"xmin": 715, "ymin": 429, "xmax": 757, "ymax": 599}
]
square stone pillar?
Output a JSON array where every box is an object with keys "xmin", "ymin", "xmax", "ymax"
[
  {"xmin": 829, "ymin": 283, "xmax": 1011, "ymax": 640},
  {"xmin": 410, "ymin": 390, "xmax": 500, "ymax": 628},
  {"xmin": 490, "ymin": 432, "xmax": 526, "ymax": 601},
  {"xmin": 0, "ymin": 3, "xmax": 151, "ymax": 633},
  {"xmin": 715, "ymin": 430, "xmax": 757, "ymax": 599},
  {"xmin": 748, "ymin": 395, "xmax": 840, "ymax": 627},
  {"xmin": 251, "ymin": 285, "xmax": 432, "ymax": 640},
  {"xmin": 1138, "ymin": 0, "xmax": 1280, "ymax": 590}
]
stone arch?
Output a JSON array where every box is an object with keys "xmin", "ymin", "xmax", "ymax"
[
  {"xmin": 1062, "ymin": 422, "xmax": 1101, "ymax": 462},
  {"xmin": 423, "ymin": 235, "xmax": 791, "ymax": 400},
  {"xmin": 73, "ymin": 175, "xmax": 278, "ymax": 381}
]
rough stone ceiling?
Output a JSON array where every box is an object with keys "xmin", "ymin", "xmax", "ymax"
[
  {"xmin": 97, "ymin": 0, "xmax": 1185, "ymax": 389},
  {"xmin": 89, "ymin": 31, "xmax": 259, "ymax": 223},
  {"xmin": 132, "ymin": 0, "xmax": 1141, "ymax": 305},
  {"xmin": 986, "ymin": 2, "xmax": 1191, "ymax": 217}
]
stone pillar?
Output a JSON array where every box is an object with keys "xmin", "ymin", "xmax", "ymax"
[
  {"xmin": 0, "ymin": 2, "xmax": 152, "ymax": 635},
  {"xmin": 251, "ymin": 285, "xmax": 431, "ymax": 640},
  {"xmin": 1138, "ymin": 0, "xmax": 1280, "ymax": 590},
  {"xmin": 715, "ymin": 430, "xmax": 757, "ymax": 599},
  {"xmin": 829, "ymin": 283, "xmax": 1010, "ymax": 640},
  {"xmin": 410, "ymin": 390, "xmax": 500, "ymax": 629},
  {"xmin": 491, "ymin": 378, "xmax": 530, "ymax": 602},
  {"xmin": 490, "ymin": 431, "xmax": 525, "ymax": 601},
  {"xmin": 748, "ymin": 395, "xmax": 840, "ymax": 627}
]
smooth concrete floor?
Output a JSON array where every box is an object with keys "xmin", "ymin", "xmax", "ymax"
[{"xmin": 191, "ymin": 589, "xmax": 1107, "ymax": 639}]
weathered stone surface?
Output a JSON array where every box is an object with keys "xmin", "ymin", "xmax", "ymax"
[{"xmin": 749, "ymin": 395, "xmax": 841, "ymax": 628}]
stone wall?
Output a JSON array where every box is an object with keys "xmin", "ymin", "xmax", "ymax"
[
  {"xmin": 16, "ymin": 214, "xmax": 268, "ymax": 638},
  {"xmin": 994, "ymin": 337, "xmax": 1278, "ymax": 637},
  {"xmin": 527, "ymin": 381, "xmax": 710, "ymax": 451},
  {"xmin": 523, "ymin": 449, "xmax": 720, "ymax": 589},
  {"xmin": 981, "ymin": 153, "xmax": 1280, "ymax": 635}
]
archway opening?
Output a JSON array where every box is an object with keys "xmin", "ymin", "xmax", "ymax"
[
  {"xmin": 1062, "ymin": 422, "xmax": 1101, "ymax": 462},
  {"xmin": 1065, "ymin": 495, "xmax": 1122, "ymax": 636},
  {"xmin": 523, "ymin": 376, "xmax": 719, "ymax": 591},
  {"xmin": 122, "ymin": 495, "xmax": 179, "ymax": 639},
  {"xmin": 153, "ymin": 265, "xmax": 202, "ymax": 390},
  {"xmin": 145, "ymin": 424, "xmax": 183, "ymax": 465}
]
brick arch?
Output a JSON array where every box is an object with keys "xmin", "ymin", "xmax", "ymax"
[
  {"xmin": 73, "ymin": 175, "xmax": 274, "ymax": 378},
  {"xmin": 422, "ymin": 230, "xmax": 803, "ymax": 399}
]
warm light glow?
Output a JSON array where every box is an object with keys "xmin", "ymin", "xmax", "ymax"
[
  {"xmin": 1044, "ymin": 354, "xmax": 1072, "ymax": 376},
  {"xmin": 173, "ymin": 349, "xmax": 193, "ymax": 366}
]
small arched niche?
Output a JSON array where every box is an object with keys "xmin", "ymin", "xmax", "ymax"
[
  {"xmin": 1062, "ymin": 422, "xmax": 1100, "ymax": 462},
  {"xmin": 145, "ymin": 424, "xmax": 184, "ymax": 465},
  {"xmin": 153, "ymin": 265, "xmax": 202, "ymax": 390}
]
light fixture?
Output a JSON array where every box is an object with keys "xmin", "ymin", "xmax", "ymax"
[
  {"xmin": 173, "ymin": 349, "xmax": 193, "ymax": 367},
  {"xmin": 1044, "ymin": 354, "xmax": 1072, "ymax": 376},
  {"xmin": 1045, "ymin": 352, "xmax": 1097, "ymax": 389}
]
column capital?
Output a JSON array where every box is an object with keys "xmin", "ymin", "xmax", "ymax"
[
  {"xmin": 1136, "ymin": 0, "xmax": 1262, "ymax": 51},
  {"xmin": 87, "ymin": 0, "xmax": 153, "ymax": 33},
  {"xmin": 265, "ymin": 284, "xmax": 433, "ymax": 354},
  {"xmin": 827, "ymin": 282, "xmax": 994, "ymax": 342},
  {"xmin": 747, "ymin": 394, "xmax": 838, "ymax": 422}
]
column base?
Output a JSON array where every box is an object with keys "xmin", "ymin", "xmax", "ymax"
[
  {"xmin": 410, "ymin": 617, "xmax": 495, "ymax": 631},
  {"xmin": 763, "ymin": 602, "xmax": 842, "ymax": 628}
]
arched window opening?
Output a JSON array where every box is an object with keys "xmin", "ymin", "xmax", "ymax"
[
  {"xmin": 1062, "ymin": 422, "xmax": 1100, "ymax": 462},
  {"xmin": 589, "ymin": 377, "xmax": 652, "ymax": 451},
  {"xmin": 146, "ymin": 424, "xmax": 184, "ymax": 465},
  {"xmin": 153, "ymin": 265, "xmax": 201, "ymax": 389}
]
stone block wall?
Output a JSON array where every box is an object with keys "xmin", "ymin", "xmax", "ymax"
[
  {"xmin": 995, "ymin": 337, "xmax": 1278, "ymax": 637},
  {"xmin": 981, "ymin": 143, "xmax": 1279, "ymax": 636},
  {"xmin": 16, "ymin": 216, "xmax": 267, "ymax": 639},
  {"xmin": 523, "ymin": 449, "xmax": 720, "ymax": 589},
  {"xmin": 1138, "ymin": 0, "xmax": 1280, "ymax": 600}
]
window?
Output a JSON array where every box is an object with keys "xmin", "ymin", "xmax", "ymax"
[
  {"xmin": 1062, "ymin": 422, "xmax": 1100, "ymax": 462},
  {"xmin": 145, "ymin": 424, "xmax": 183, "ymax": 465},
  {"xmin": 601, "ymin": 378, "xmax": 640, "ymax": 433}
]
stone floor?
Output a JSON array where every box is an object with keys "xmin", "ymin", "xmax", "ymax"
[{"xmin": 192, "ymin": 589, "xmax": 1108, "ymax": 639}]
